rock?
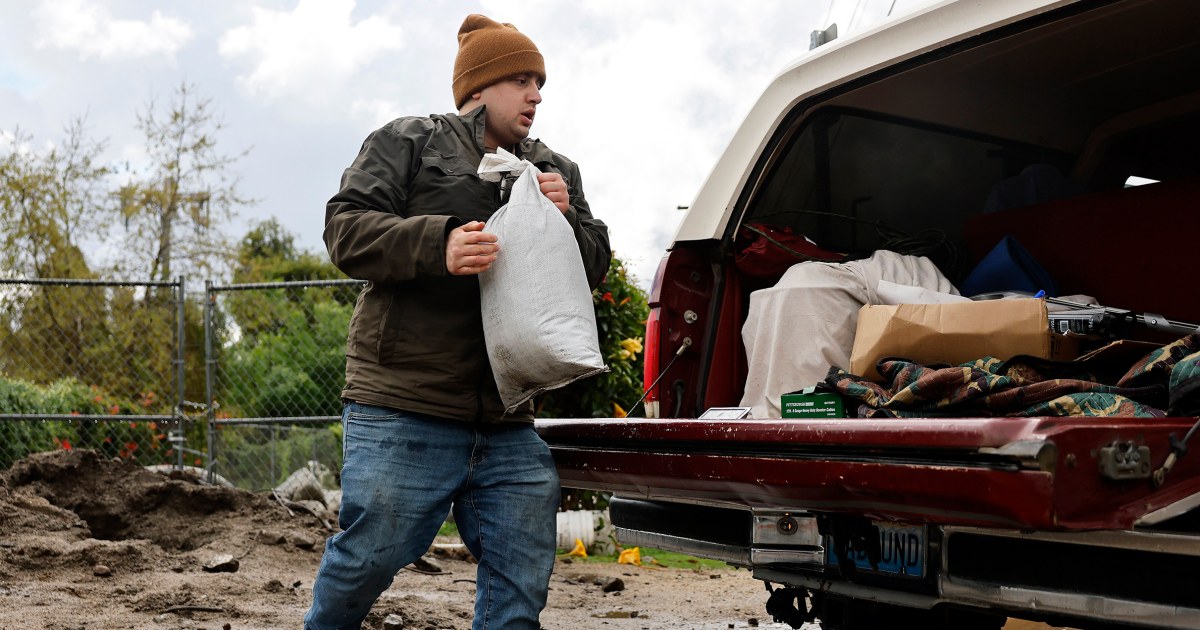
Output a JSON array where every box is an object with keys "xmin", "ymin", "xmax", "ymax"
[
  {"xmin": 408, "ymin": 556, "xmax": 443, "ymax": 574},
  {"xmin": 601, "ymin": 577, "xmax": 625, "ymax": 593},
  {"xmin": 748, "ymin": 618, "xmax": 760, "ymax": 627},
  {"xmin": 274, "ymin": 462, "xmax": 337, "ymax": 503},
  {"xmin": 263, "ymin": 579, "xmax": 285, "ymax": 593},
  {"xmin": 256, "ymin": 530, "xmax": 287, "ymax": 545},
  {"xmin": 429, "ymin": 543, "xmax": 474, "ymax": 562},
  {"xmin": 290, "ymin": 534, "xmax": 316, "ymax": 550},
  {"xmin": 92, "ymin": 564, "xmax": 112, "ymax": 577},
  {"xmin": 294, "ymin": 499, "xmax": 327, "ymax": 517},
  {"xmin": 383, "ymin": 613, "xmax": 404, "ymax": 629},
  {"xmin": 323, "ymin": 489, "xmax": 342, "ymax": 513},
  {"xmin": 144, "ymin": 464, "xmax": 235, "ymax": 487},
  {"xmin": 202, "ymin": 554, "xmax": 240, "ymax": 573},
  {"xmin": 591, "ymin": 610, "xmax": 638, "ymax": 619}
]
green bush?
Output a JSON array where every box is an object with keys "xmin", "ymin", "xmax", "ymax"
[
  {"xmin": 0, "ymin": 376, "xmax": 179, "ymax": 468},
  {"xmin": 222, "ymin": 300, "xmax": 352, "ymax": 418},
  {"xmin": 538, "ymin": 254, "xmax": 650, "ymax": 419}
]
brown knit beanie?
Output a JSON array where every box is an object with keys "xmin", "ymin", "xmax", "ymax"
[{"xmin": 453, "ymin": 14, "xmax": 545, "ymax": 109}]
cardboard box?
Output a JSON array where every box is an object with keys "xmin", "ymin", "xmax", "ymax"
[
  {"xmin": 781, "ymin": 387, "xmax": 845, "ymax": 418},
  {"xmin": 850, "ymin": 298, "xmax": 1069, "ymax": 381}
]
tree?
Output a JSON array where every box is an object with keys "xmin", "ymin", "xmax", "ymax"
[
  {"xmin": 0, "ymin": 118, "xmax": 108, "ymax": 279},
  {"xmin": 0, "ymin": 89, "xmax": 248, "ymax": 421},
  {"xmin": 114, "ymin": 82, "xmax": 251, "ymax": 284},
  {"xmin": 0, "ymin": 120, "xmax": 112, "ymax": 388},
  {"xmin": 219, "ymin": 220, "xmax": 354, "ymax": 418},
  {"xmin": 226, "ymin": 218, "xmax": 350, "ymax": 340}
]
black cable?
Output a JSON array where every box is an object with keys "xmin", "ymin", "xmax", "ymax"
[
  {"xmin": 623, "ymin": 338, "xmax": 691, "ymax": 418},
  {"xmin": 787, "ymin": 210, "xmax": 958, "ymax": 270}
]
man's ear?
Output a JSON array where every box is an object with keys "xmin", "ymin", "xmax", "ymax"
[{"xmin": 459, "ymin": 92, "xmax": 485, "ymax": 115}]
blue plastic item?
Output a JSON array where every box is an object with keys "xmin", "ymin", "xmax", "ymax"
[{"xmin": 959, "ymin": 235, "xmax": 1058, "ymax": 298}]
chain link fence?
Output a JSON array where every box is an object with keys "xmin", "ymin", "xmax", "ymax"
[
  {"xmin": 0, "ymin": 276, "xmax": 365, "ymax": 493},
  {"xmin": 204, "ymin": 279, "xmax": 363, "ymax": 490},
  {"xmin": 0, "ymin": 278, "xmax": 188, "ymax": 469}
]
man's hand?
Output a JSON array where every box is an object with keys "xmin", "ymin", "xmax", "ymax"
[
  {"xmin": 446, "ymin": 221, "xmax": 499, "ymax": 275},
  {"xmin": 537, "ymin": 172, "xmax": 570, "ymax": 214}
]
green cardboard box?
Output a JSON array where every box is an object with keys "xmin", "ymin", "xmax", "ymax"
[{"xmin": 781, "ymin": 387, "xmax": 845, "ymax": 418}]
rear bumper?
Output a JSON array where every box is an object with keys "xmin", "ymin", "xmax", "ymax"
[{"xmin": 610, "ymin": 497, "xmax": 1200, "ymax": 629}]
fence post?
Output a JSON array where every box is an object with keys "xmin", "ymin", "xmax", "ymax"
[
  {"xmin": 271, "ymin": 423, "xmax": 277, "ymax": 489},
  {"xmin": 176, "ymin": 276, "xmax": 187, "ymax": 471},
  {"xmin": 204, "ymin": 279, "xmax": 216, "ymax": 485}
]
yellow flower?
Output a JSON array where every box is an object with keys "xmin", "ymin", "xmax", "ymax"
[
  {"xmin": 613, "ymin": 402, "xmax": 627, "ymax": 418},
  {"xmin": 619, "ymin": 337, "xmax": 643, "ymax": 355},
  {"xmin": 618, "ymin": 547, "xmax": 642, "ymax": 566},
  {"xmin": 568, "ymin": 538, "xmax": 588, "ymax": 558}
]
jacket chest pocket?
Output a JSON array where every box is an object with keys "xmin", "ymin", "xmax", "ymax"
[{"xmin": 411, "ymin": 153, "xmax": 496, "ymax": 222}]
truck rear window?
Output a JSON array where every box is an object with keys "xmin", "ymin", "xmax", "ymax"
[{"xmin": 742, "ymin": 109, "xmax": 1069, "ymax": 282}]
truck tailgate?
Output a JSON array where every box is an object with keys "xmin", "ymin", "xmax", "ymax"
[{"xmin": 537, "ymin": 416, "xmax": 1200, "ymax": 530}]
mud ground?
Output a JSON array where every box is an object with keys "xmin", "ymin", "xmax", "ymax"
[
  {"xmin": 0, "ymin": 450, "xmax": 1065, "ymax": 630},
  {"xmin": 0, "ymin": 450, "xmax": 802, "ymax": 629}
]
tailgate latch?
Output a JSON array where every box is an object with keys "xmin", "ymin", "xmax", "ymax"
[{"xmin": 1099, "ymin": 442, "xmax": 1151, "ymax": 481}]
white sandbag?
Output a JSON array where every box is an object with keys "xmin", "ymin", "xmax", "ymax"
[{"xmin": 478, "ymin": 150, "xmax": 607, "ymax": 412}]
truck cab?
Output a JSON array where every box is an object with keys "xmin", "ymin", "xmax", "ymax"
[{"xmin": 537, "ymin": 1, "xmax": 1200, "ymax": 628}]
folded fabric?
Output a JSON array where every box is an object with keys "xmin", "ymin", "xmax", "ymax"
[{"xmin": 825, "ymin": 333, "xmax": 1200, "ymax": 418}]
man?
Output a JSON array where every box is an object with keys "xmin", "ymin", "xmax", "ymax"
[{"xmin": 304, "ymin": 14, "xmax": 611, "ymax": 630}]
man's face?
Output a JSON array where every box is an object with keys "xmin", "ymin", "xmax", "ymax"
[{"xmin": 473, "ymin": 73, "xmax": 542, "ymax": 150}]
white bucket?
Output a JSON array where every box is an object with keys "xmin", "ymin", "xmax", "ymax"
[{"xmin": 556, "ymin": 509, "xmax": 615, "ymax": 554}]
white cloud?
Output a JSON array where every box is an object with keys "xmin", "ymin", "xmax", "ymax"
[
  {"xmin": 34, "ymin": 1, "xmax": 192, "ymax": 61},
  {"xmin": 9, "ymin": 0, "xmax": 928, "ymax": 289},
  {"xmin": 0, "ymin": 129, "xmax": 22, "ymax": 154},
  {"xmin": 218, "ymin": 0, "xmax": 404, "ymax": 107},
  {"xmin": 474, "ymin": 1, "xmax": 825, "ymax": 283},
  {"xmin": 349, "ymin": 97, "xmax": 407, "ymax": 129}
]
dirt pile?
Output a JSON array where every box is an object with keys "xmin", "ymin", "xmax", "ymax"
[
  {"xmin": 0, "ymin": 450, "xmax": 803, "ymax": 629},
  {"xmin": 0, "ymin": 450, "xmax": 333, "ymax": 629}
]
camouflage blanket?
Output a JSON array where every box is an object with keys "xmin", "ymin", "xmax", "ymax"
[{"xmin": 826, "ymin": 334, "xmax": 1200, "ymax": 418}]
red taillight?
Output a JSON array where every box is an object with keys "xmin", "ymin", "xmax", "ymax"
[
  {"xmin": 640, "ymin": 253, "xmax": 670, "ymax": 418},
  {"xmin": 642, "ymin": 307, "xmax": 661, "ymax": 407}
]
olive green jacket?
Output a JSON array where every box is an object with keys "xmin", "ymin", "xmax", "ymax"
[{"xmin": 324, "ymin": 106, "xmax": 612, "ymax": 423}]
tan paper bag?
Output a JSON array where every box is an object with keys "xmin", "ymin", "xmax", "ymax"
[{"xmin": 849, "ymin": 298, "xmax": 1051, "ymax": 381}]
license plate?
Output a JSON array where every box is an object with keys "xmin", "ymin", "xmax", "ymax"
[{"xmin": 826, "ymin": 522, "xmax": 926, "ymax": 578}]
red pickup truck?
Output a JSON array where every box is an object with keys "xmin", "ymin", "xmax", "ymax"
[{"xmin": 537, "ymin": 1, "xmax": 1200, "ymax": 628}]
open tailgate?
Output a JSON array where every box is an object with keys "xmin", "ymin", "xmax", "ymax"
[{"xmin": 537, "ymin": 416, "xmax": 1200, "ymax": 530}]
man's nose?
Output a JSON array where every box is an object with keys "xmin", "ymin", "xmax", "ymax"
[{"xmin": 528, "ymin": 84, "xmax": 542, "ymax": 104}]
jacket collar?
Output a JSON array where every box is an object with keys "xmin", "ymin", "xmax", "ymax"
[{"xmin": 449, "ymin": 105, "xmax": 553, "ymax": 164}]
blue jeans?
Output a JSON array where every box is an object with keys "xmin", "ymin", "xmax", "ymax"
[{"xmin": 303, "ymin": 402, "xmax": 560, "ymax": 630}]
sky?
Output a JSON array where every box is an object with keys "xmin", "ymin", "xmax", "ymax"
[{"xmin": 0, "ymin": 0, "xmax": 931, "ymax": 288}]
